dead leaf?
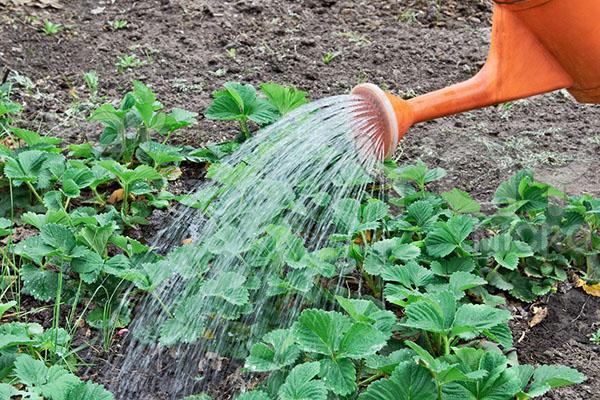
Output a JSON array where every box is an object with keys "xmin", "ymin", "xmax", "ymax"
[
  {"xmin": 528, "ymin": 306, "xmax": 548, "ymax": 328},
  {"xmin": 108, "ymin": 188, "xmax": 124, "ymax": 204},
  {"xmin": 582, "ymin": 281, "xmax": 600, "ymax": 297},
  {"xmin": 181, "ymin": 238, "xmax": 193, "ymax": 245},
  {"xmin": 90, "ymin": 6, "xmax": 104, "ymax": 14}
]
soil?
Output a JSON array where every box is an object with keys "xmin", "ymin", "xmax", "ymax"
[
  {"xmin": 512, "ymin": 284, "xmax": 600, "ymax": 400},
  {"xmin": 1, "ymin": 0, "xmax": 599, "ymax": 399}
]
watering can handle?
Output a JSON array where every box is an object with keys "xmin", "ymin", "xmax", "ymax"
[{"xmin": 407, "ymin": 6, "xmax": 573, "ymax": 124}]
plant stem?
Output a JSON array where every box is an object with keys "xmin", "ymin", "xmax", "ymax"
[
  {"xmin": 239, "ymin": 118, "xmax": 251, "ymax": 140},
  {"xmin": 52, "ymin": 269, "xmax": 63, "ymax": 362},
  {"xmin": 26, "ymin": 182, "xmax": 44, "ymax": 204},
  {"xmin": 162, "ymin": 129, "xmax": 174, "ymax": 144},
  {"xmin": 358, "ymin": 372, "xmax": 385, "ymax": 386},
  {"xmin": 151, "ymin": 291, "xmax": 174, "ymax": 319},
  {"xmin": 122, "ymin": 185, "xmax": 129, "ymax": 216},
  {"xmin": 443, "ymin": 335, "xmax": 450, "ymax": 355}
]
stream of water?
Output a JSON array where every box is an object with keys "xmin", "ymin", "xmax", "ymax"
[{"xmin": 111, "ymin": 94, "xmax": 385, "ymax": 399}]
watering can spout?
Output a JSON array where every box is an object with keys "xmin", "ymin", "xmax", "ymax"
[{"xmin": 353, "ymin": 0, "xmax": 600, "ymax": 159}]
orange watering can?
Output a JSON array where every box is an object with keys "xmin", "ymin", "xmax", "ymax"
[{"xmin": 353, "ymin": 0, "xmax": 600, "ymax": 158}]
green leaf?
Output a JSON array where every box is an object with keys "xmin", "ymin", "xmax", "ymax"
[
  {"xmin": 443, "ymin": 348, "xmax": 521, "ymax": 400},
  {"xmin": 139, "ymin": 141, "xmax": 185, "ymax": 166},
  {"xmin": 392, "ymin": 243, "xmax": 421, "ymax": 262},
  {"xmin": 43, "ymin": 190, "xmax": 64, "ymax": 211},
  {"xmin": 278, "ymin": 362, "xmax": 327, "ymax": 400},
  {"xmin": 78, "ymin": 224, "xmax": 115, "ymax": 256},
  {"xmin": 362, "ymin": 199, "xmax": 389, "ymax": 223},
  {"xmin": 442, "ymin": 188, "xmax": 481, "ymax": 214},
  {"xmin": 89, "ymin": 103, "xmax": 126, "ymax": 145},
  {"xmin": 480, "ymin": 233, "xmax": 533, "ymax": 270},
  {"xmin": 245, "ymin": 329, "xmax": 300, "ymax": 372},
  {"xmin": 0, "ymin": 384, "xmax": 17, "ymax": 398},
  {"xmin": 430, "ymin": 257, "xmax": 475, "ymax": 277},
  {"xmin": 203, "ymin": 272, "xmax": 249, "ymax": 306},
  {"xmin": 359, "ymin": 361, "xmax": 437, "ymax": 400},
  {"xmin": 425, "ymin": 215, "xmax": 474, "ymax": 258},
  {"xmin": 382, "ymin": 261, "xmax": 434, "ymax": 289},
  {"xmin": 0, "ymin": 301, "xmax": 16, "ymax": 319},
  {"xmin": 235, "ymin": 391, "xmax": 269, "ymax": 400},
  {"xmin": 406, "ymin": 200, "xmax": 437, "ymax": 231},
  {"xmin": 333, "ymin": 198, "xmax": 360, "ymax": 233},
  {"xmin": 483, "ymin": 323, "xmax": 514, "ymax": 349},
  {"xmin": 493, "ymin": 170, "xmax": 549, "ymax": 212},
  {"xmin": 365, "ymin": 349, "xmax": 414, "ymax": 375},
  {"xmin": 98, "ymin": 160, "xmax": 161, "ymax": 185},
  {"xmin": 319, "ymin": 358, "xmax": 356, "ymax": 396},
  {"xmin": 13, "ymin": 236, "xmax": 53, "ymax": 266},
  {"xmin": 3, "ymin": 150, "xmax": 47, "ymax": 183},
  {"xmin": 65, "ymin": 382, "xmax": 114, "ymax": 400},
  {"xmin": 260, "ymin": 83, "xmax": 308, "ymax": 115},
  {"xmin": 338, "ymin": 323, "xmax": 387, "ymax": 358},
  {"xmin": 71, "ymin": 249, "xmax": 104, "ymax": 283},
  {"xmin": 402, "ymin": 291, "xmax": 456, "ymax": 334},
  {"xmin": 21, "ymin": 264, "xmax": 60, "ymax": 302},
  {"xmin": 0, "ymin": 217, "xmax": 13, "ymax": 237},
  {"xmin": 394, "ymin": 161, "xmax": 446, "ymax": 190},
  {"xmin": 485, "ymin": 270, "xmax": 514, "ymax": 291},
  {"xmin": 13, "ymin": 354, "xmax": 47, "ymax": 387},
  {"xmin": 453, "ymin": 304, "xmax": 511, "ymax": 338},
  {"xmin": 293, "ymin": 309, "xmax": 350, "ymax": 356},
  {"xmin": 206, "ymin": 82, "xmax": 278, "ymax": 125},
  {"xmin": 448, "ymin": 271, "xmax": 487, "ymax": 297},
  {"xmin": 40, "ymin": 223, "xmax": 76, "ymax": 253},
  {"xmin": 525, "ymin": 365, "xmax": 585, "ymax": 397},
  {"xmin": 13, "ymin": 354, "xmax": 80, "ymax": 399}
]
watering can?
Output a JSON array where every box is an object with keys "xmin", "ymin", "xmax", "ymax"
[{"xmin": 353, "ymin": 0, "xmax": 600, "ymax": 158}]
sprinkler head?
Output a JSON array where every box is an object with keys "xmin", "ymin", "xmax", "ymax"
[{"xmin": 351, "ymin": 83, "xmax": 414, "ymax": 159}]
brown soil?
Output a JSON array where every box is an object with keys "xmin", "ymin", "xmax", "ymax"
[
  {"xmin": 1, "ymin": 0, "xmax": 599, "ymax": 398},
  {"xmin": 512, "ymin": 285, "xmax": 600, "ymax": 400}
]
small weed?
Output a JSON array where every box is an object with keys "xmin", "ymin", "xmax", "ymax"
[
  {"xmin": 171, "ymin": 78, "xmax": 203, "ymax": 93},
  {"xmin": 322, "ymin": 51, "xmax": 340, "ymax": 65},
  {"xmin": 591, "ymin": 328, "xmax": 600, "ymax": 345},
  {"xmin": 398, "ymin": 8, "xmax": 421, "ymax": 24},
  {"xmin": 108, "ymin": 19, "xmax": 128, "ymax": 30},
  {"xmin": 116, "ymin": 54, "xmax": 144, "ymax": 72},
  {"xmin": 356, "ymin": 70, "xmax": 369, "ymax": 85},
  {"xmin": 83, "ymin": 70, "xmax": 99, "ymax": 98},
  {"xmin": 9, "ymin": 71, "xmax": 35, "ymax": 92},
  {"xmin": 210, "ymin": 68, "xmax": 227, "ymax": 77},
  {"xmin": 400, "ymin": 88, "xmax": 418, "ymax": 99},
  {"xmin": 338, "ymin": 31, "xmax": 371, "ymax": 46},
  {"xmin": 42, "ymin": 19, "xmax": 62, "ymax": 36},
  {"xmin": 226, "ymin": 48, "xmax": 237, "ymax": 60}
]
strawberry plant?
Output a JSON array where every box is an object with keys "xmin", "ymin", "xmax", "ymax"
[
  {"xmin": 89, "ymin": 81, "xmax": 197, "ymax": 161},
  {"xmin": 205, "ymin": 82, "xmax": 308, "ymax": 141}
]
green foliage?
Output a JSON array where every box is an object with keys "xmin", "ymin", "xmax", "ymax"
[
  {"xmin": 235, "ymin": 161, "xmax": 591, "ymax": 399},
  {"xmin": 116, "ymin": 54, "xmax": 144, "ymax": 71},
  {"xmin": 205, "ymin": 82, "xmax": 308, "ymax": 141},
  {"xmin": 10, "ymin": 354, "xmax": 113, "ymax": 399},
  {"xmin": 2, "ymin": 81, "xmax": 594, "ymax": 400},
  {"xmin": 89, "ymin": 81, "xmax": 197, "ymax": 161},
  {"xmin": 0, "ymin": 82, "xmax": 213, "ymax": 397},
  {"xmin": 42, "ymin": 19, "xmax": 62, "ymax": 36}
]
